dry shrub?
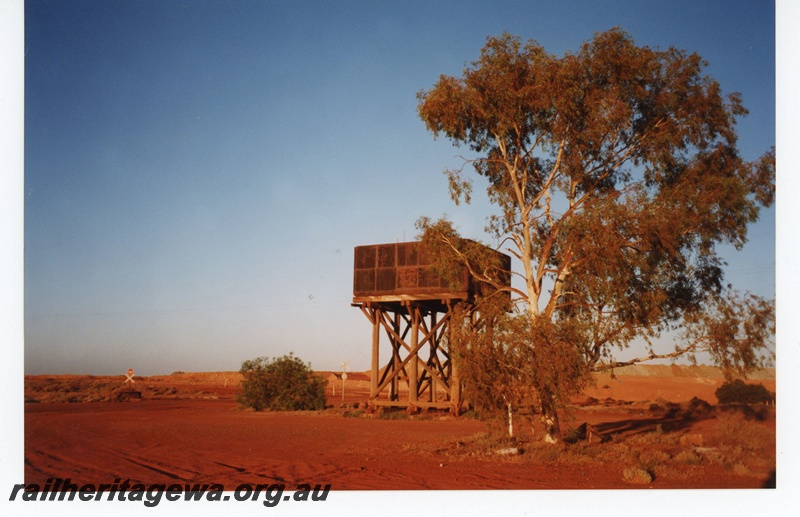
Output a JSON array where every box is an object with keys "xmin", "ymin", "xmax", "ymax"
[
  {"xmin": 715, "ymin": 380, "xmax": 773, "ymax": 405},
  {"xmin": 711, "ymin": 411, "xmax": 773, "ymax": 452},
  {"xmin": 547, "ymin": 440, "xmax": 645, "ymax": 467},
  {"xmin": 435, "ymin": 431, "xmax": 526, "ymax": 459},
  {"xmin": 648, "ymin": 397, "xmax": 713, "ymax": 420},
  {"xmin": 407, "ymin": 406, "xmax": 773, "ymax": 481},
  {"xmin": 625, "ymin": 426, "xmax": 680, "ymax": 447},
  {"xmin": 599, "ymin": 443, "xmax": 638, "ymax": 464},
  {"xmin": 653, "ymin": 464, "xmax": 689, "ymax": 480},
  {"xmin": 622, "ymin": 467, "xmax": 653, "ymax": 485},
  {"xmin": 237, "ymin": 354, "xmax": 326, "ymax": 411},
  {"xmin": 705, "ymin": 411, "xmax": 775, "ymax": 476},
  {"xmin": 684, "ymin": 397, "xmax": 714, "ymax": 419},
  {"xmin": 674, "ymin": 450, "xmax": 704, "ymax": 465},
  {"xmin": 566, "ymin": 443, "xmax": 604, "ymax": 460},
  {"xmin": 649, "ymin": 400, "xmax": 681, "ymax": 418},
  {"xmin": 732, "ymin": 463, "xmax": 751, "ymax": 476},
  {"xmin": 523, "ymin": 443, "xmax": 562, "ymax": 464},
  {"xmin": 25, "ymin": 377, "xmax": 133, "ymax": 403},
  {"xmin": 719, "ymin": 403, "xmax": 770, "ymax": 421},
  {"xmin": 637, "ymin": 449, "xmax": 671, "ymax": 471}
]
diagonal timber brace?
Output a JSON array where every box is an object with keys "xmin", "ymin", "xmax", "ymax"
[{"xmin": 356, "ymin": 301, "xmax": 463, "ymax": 412}]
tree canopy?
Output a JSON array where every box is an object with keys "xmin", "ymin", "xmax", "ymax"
[{"xmin": 416, "ymin": 29, "xmax": 775, "ymax": 441}]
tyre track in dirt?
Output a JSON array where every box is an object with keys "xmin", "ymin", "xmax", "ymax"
[
  {"xmin": 25, "ymin": 399, "xmax": 489, "ymax": 488},
  {"xmin": 24, "ymin": 372, "xmax": 776, "ymax": 490}
]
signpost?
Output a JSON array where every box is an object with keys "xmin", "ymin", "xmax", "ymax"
[
  {"xmin": 125, "ymin": 368, "xmax": 135, "ymax": 384},
  {"xmin": 340, "ymin": 362, "xmax": 349, "ymax": 403}
]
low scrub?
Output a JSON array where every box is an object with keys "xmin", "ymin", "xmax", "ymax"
[
  {"xmin": 647, "ymin": 397, "xmax": 713, "ymax": 420},
  {"xmin": 622, "ymin": 467, "xmax": 653, "ymax": 485},
  {"xmin": 715, "ymin": 379, "xmax": 774, "ymax": 405},
  {"xmin": 237, "ymin": 353, "xmax": 326, "ymax": 411},
  {"xmin": 411, "ymin": 404, "xmax": 774, "ymax": 485},
  {"xmin": 710, "ymin": 411, "xmax": 774, "ymax": 452},
  {"xmin": 684, "ymin": 397, "xmax": 714, "ymax": 419}
]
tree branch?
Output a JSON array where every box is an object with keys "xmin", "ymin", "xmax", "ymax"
[{"xmin": 591, "ymin": 343, "xmax": 698, "ymax": 372}]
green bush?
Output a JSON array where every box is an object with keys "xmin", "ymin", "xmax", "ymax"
[
  {"xmin": 237, "ymin": 353, "xmax": 326, "ymax": 411},
  {"xmin": 715, "ymin": 379, "xmax": 773, "ymax": 405}
]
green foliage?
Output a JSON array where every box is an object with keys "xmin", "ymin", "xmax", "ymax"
[
  {"xmin": 237, "ymin": 353, "xmax": 326, "ymax": 411},
  {"xmin": 416, "ymin": 217, "xmax": 512, "ymax": 297},
  {"xmin": 715, "ymin": 379, "xmax": 774, "ymax": 405},
  {"xmin": 682, "ymin": 291, "xmax": 775, "ymax": 379},
  {"xmin": 416, "ymin": 28, "xmax": 775, "ymax": 440},
  {"xmin": 447, "ymin": 296, "xmax": 591, "ymax": 415}
]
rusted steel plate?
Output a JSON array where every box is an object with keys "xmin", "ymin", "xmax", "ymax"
[{"xmin": 353, "ymin": 241, "xmax": 509, "ymax": 301}]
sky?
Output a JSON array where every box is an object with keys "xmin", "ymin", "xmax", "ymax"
[{"xmin": 20, "ymin": 0, "xmax": 778, "ymax": 376}]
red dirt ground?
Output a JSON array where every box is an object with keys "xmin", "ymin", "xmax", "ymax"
[{"xmin": 24, "ymin": 368, "xmax": 776, "ymax": 490}]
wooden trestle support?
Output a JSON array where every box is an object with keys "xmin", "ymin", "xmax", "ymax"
[{"xmin": 354, "ymin": 300, "xmax": 463, "ymax": 413}]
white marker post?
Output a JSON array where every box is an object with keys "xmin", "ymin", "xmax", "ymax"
[
  {"xmin": 125, "ymin": 368, "xmax": 135, "ymax": 384},
  {"xmin": 507, "ymin": 402, "xmax": 513, "ymax": 437},
  {"xmin": 340, "ymin": 361, "xmax": 349, "ymax": 403}
]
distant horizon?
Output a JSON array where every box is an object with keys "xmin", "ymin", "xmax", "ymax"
[{"xmin": 21, "ymin": 361, "xmax": 777, "ymax": 379}]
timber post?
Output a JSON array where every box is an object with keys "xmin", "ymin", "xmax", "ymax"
[
  {"xmin": 352, "ymin": 241, "xmax": 510, "ymax": 414},
  {"xmin": 408, "ymin": 304, "xmax": 419, "ymax": 405}
]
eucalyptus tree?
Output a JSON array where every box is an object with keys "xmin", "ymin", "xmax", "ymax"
[{"xmin": 416, "ymin": 29, "xmax": 775, "ymax": 442}]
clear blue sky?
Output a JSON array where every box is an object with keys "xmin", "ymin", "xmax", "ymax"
[{"xmin": 22, "ymin": 0, "xmax": 776, "ymax": 375}]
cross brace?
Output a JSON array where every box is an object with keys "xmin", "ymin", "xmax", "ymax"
[{"xmin": 357, "ymin": 302, "xmax": 463, "ymax": 413}]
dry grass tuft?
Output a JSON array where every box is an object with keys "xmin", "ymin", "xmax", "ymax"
[
  {"xmin": 622, "ymin": 467, "xmax": 653, "ymax": 484},
  {"xmin": 636, "ymin": 449, "xmax": 671, "ymax": 471},
  {"xmin": 674, "ymin": 450, "xmax": 704, "ymax": 465},
  {"xmin": 711, "ymin": 411, "xmax": 774, "ymax": 452}
]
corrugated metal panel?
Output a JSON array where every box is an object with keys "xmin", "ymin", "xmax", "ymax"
[{"xmin": 353, "ymin": 241, "xmax": 509, "ymax": 301}]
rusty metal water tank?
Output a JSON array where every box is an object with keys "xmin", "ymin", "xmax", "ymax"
[{"xmin": 352, "ymin": 241, "xmax": 510, "ymax": 303}]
